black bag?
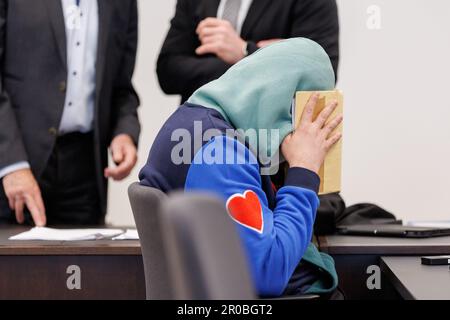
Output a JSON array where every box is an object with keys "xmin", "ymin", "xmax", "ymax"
[{"xmin": 314, "ymin": 193, "xmax": 398, "ymax": 235}]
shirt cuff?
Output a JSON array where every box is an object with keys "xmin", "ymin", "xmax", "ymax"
[
  {"xmin": 284, "ymin": 167, "xmax": 321, "ymax": 194},
  {"xmin": 0, "ymin": 162, "xmax": 30, "ymax": 179}
]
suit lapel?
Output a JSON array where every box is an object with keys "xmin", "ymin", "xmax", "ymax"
[
  {"xmin": 96, "ymin": 0, "xmax": 113, "ymax": 95},
  {"xmin": 241, "ymin": 0, "xmax": 272, "ymax": 38},
  {"xmin": 44, "ymin": 0, "xmax": 67, "ymax": 70}
]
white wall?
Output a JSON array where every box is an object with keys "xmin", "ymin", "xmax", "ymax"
[
  {"xmin": 107, "ymin": 0, "xmax": 450, "ymax": 226},
  {"xmin": 337, "ymin": 0, "xmax": 450, "ymax": 222},
  {"xmin": 106, "ymin": 0, "xmax": 179, "ymax": 226}
]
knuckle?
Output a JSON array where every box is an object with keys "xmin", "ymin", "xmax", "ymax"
[
  {"xmin": 12, "ymin": 187, "xmax": 23, "ymax": 195},
  {"xmin": 298, "ymin": 126, "xmax": 308, "ymax": 135},
  {"xmin": 332, "ymin": 120, "xmax": 341, "ymax": 130},
  {"xmin": 309, "ymin": 123, "xmax": 320, "ymax": 132}
]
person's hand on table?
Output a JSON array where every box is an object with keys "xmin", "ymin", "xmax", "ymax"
[
  {"xmin": 2, "ymin": 168, "xmax": 46, "ymax": 226},
  {"xmin": 282, "ymin": 93, "xmax": 343, "ymax": 174},
  {"xmin": 195, "ymin": 18, "xmax": 247, "ymax": 65},
  {"xmin": 104, "ymin": 134, "xmax": 138, "ymax": 181},
  {"xmin": 257, "ymin": 38, "xmax": 283, "ymax": 48}
]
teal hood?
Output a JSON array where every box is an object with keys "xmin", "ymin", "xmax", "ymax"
[{"xmin": 188, "ymin": 37, "xmax": 335, "ymax": 161}]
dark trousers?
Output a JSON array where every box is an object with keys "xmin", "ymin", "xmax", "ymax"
[{"xmin": 0, "ymin": 132, "xmax": 103, "ymax": 226}]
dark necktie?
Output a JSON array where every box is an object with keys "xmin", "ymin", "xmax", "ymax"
[
  {"xmin": 222, "ymin": 0, "xmax": 242, "ymax": 31},
  {"xmin": 76, "ymin": 0, "xmax": 80, "ymax": 6}
]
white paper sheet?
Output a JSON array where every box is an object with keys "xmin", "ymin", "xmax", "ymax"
[
  {"xmin": 405, "ymin": 221, "xmax": 450, "ymax": 229},
  {"xmin": 9, "ymin": 227, "xmax": 124, "ymax": 241},
  {"xmin": 112, "ymin": 229, "xmax": 139, "ymax": 240}
]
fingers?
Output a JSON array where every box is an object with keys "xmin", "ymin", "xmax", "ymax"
[
  {"xmin": 197, "ymin": 18, "xmax": 234, "ymax": 43},
  {"xmin": 14, "ymin": 197, "xmax": 25, "ymax": 224},
  {"xmin": 8, "ymin": 195, "xmax": 15, "ymax": 211},
  {"xmin": 104, "ymin": 166, "xmax": 115, "ymax": 179},
  {"xmin": 3, "ymin": 169, "xmax": 46, "ymax": 226},
  {"xmin": 196, "ymin": 17, "xmax": 224, "ymax": 34},
  {"xmin": 105, "ymin": 145, "xmax": 137, "ymax": 181},
  {"xmin": 257, "ymin": 38, "xmax": 283, "ymax": 48},
  {"xmin": 197, "ymin": 27, "xmax": 222, "ymax": 41},
  {"xmin": 300, "ymin": 93, "xmax": 320, "ymax": 125},
  {"xmin": 118, "ymin": 146, "xmax": 137, "ymax": 178},
  {"xmin": 24, "ymin": 193, "xmax": 46, "ymax": 227},
  {"xmin": 257, "ymin": 40, "xmax": 271, "ymax": 48},
  {"xmin": 111, "ymin": 144, "xmax": 124, "ymax": 165},
  {"xmin": 325, "ymin": 132, "xmax": 343, "ymax": 150},
  {"xmin": 315, "ymin": 100, "xmax": 339, "ymax": 128},
  {"xmin": 196, "ymin": 43, "xmax": 218, "ymax": 56},
  {"xmin": 200, "ymin": 34, "xmax": 223, "ymax": 45},
  {"xmin": 35, "ymin": 191, "xmax": 45, "ymax": 217},
  {"xmin": 105, "ymin": 162, "xmax": 130, "ymax": 181},
  {"xmin": 322, "ymin": 114, "xmax": 344, "ymax": 139},
  {"xmin": 33, "ymin": 192, "xmax": 46, "ymax": 226},
  {"xmin": 106, "ymin": 135, "xmax": 137, "ymax": 180},
  {"xmin": 13, "ymin": 193, "xmax": 46, "ymax": 227}
]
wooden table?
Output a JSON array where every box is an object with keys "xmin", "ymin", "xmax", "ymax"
[
  {"xmin": 381, "ymin": 256, "xmax": 450, "ymax": 300},
  {"xmin": 0, "ymin": 226, "xmax": 145, "ymax": 300},
  {"xmin": 318, "ymin": 235, "xmax": 450, "ymax": 300}
]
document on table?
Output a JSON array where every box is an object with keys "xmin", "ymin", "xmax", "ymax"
[
  {"xmin": 112, "ymin": 229, "xmax": 139, "ymax": 240},
  {"xmin": 405, "ymin": 221, "xmax": 450, "ymax": 229},
  {"xmin": 9, "ymin": 227, "xmax": 125, "ymax": 241}
]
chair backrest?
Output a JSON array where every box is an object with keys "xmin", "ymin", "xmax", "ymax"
[
  {"xmin": 128, "ymin": 182, "xmax": 172, "ymax": 300},
  {"xmin": 160, "ymin": 192, "xmax": 256, "ymax": 300}
]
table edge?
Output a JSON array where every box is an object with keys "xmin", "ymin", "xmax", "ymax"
[{"xmin": 380, "ymin": 257, "xmax": 416, "ymax": 300}]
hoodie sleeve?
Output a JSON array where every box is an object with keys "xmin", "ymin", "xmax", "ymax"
[{"xmin": 184, "ymin": 135, "xmax": 320, "ymax": 297}]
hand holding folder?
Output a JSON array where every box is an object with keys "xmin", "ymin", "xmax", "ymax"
[{"xmin": 294, "ymin": 91, "xmax": 344, "ymax": 194}]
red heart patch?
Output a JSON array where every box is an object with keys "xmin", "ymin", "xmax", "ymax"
[{"xmin": 226, "ymin": 190, "xmax": 264, "ymax": 234}]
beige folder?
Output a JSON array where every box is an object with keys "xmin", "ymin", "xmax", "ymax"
[{"xmin": 294, "ymin": 91, "xmax": 343, "ymax": 195}]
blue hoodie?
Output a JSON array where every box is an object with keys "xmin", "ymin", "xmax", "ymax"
[{"xmin": 140, "ymin": 38, "xmax": 338, "ymax": 297}]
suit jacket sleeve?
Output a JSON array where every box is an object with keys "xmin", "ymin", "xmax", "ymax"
[
  {"xmin": 291, "ymin": 0, "xmax": 340, "ymax": 78},
  {"xmin": 111, "ymin": 0, "xmax": 141, "ymax": 146},
  {"xmin": 156, "ymin": 0, "xmax": 230, "ymax": 101},
  {"xmin": 0, "ymin": 0, "xmax": 29, "ymax": 169}
]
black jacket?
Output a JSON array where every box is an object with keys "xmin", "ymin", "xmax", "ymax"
[
  {"xmin": 157, "ymin": 0, "xmax": 340, "ymax": 102},
  {"xmin": 0, "ymin": 0, "xmax": 140, "ymax": 214}
]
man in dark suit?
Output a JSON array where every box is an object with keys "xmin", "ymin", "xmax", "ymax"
[
  {"xmin": 157, "ymin": 0, "xmax": 340, "ymax": 103},
  {"xmin": 0, "ymin": 0, "xmax": 140, "ymax": 226}
]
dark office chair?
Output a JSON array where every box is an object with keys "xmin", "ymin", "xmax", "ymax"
[
  {"xmin": 130, "ymin": 184, "xmax": 319, "ymax": 300},
  {"xmin": 159, "ymin": 192, "xmax": 256, "ymax": 300},
  {"xmin": 128, "ymin": 182, "xmax": 172, "ymax": 299}
]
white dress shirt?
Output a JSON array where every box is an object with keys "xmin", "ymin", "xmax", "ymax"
[
  {"xmin": 217, "ymin": 0, "xmax": 253, "ymax": 35},
  {"xmin": 0, "ymin": 0, "xmax": 99, "ymax": 179},
  {"xmin": 59, "ymin": 0, "xmax": 99, "ymax": 134}
]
